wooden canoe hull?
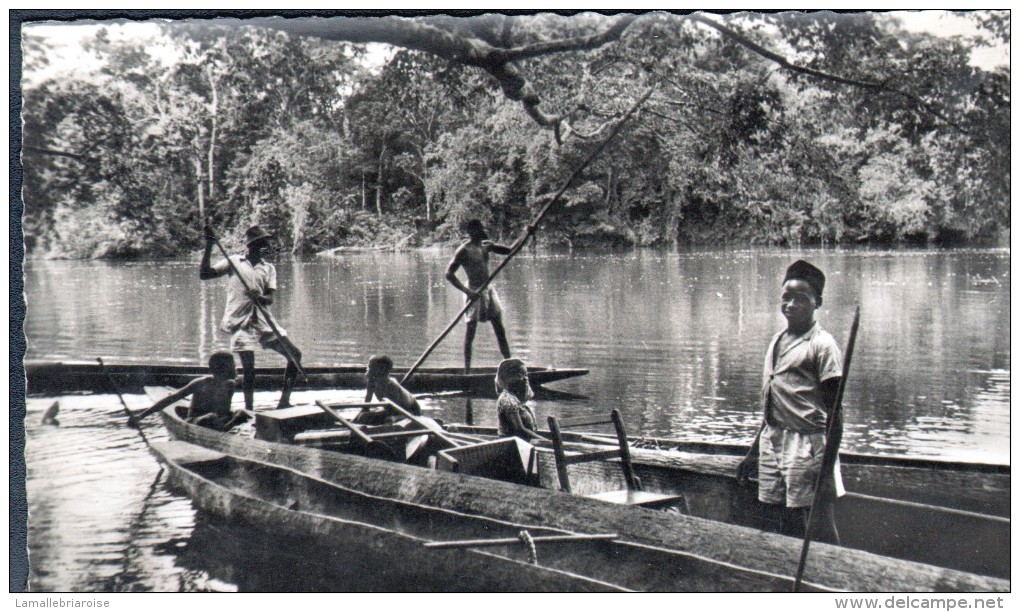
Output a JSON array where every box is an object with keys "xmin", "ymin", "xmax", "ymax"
[
  {"xmin": 150, "ymin": 441, "xmax": 627, "ymax": 592},
  {"xmin": 524, "ymin": 441, "xmax": 1011, "ymax": 579},
  {"xmin": 25, "ymin": 359, "xmax": 587, "ymax": 395},
  {"xmin": 159, "ymin": 409, "xmax": 1008, "ymax": 592},
  {"xmin": 449, "ymin": 425, "xmax": 1011, "ymax": 518},
  {"xmin": 255, "ymin": 417, "xmax": 1012, "ymax": 579}
]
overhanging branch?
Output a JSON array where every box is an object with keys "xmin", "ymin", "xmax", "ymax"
[{"xmin": 689, "ymin": 13, "xmax": 968, "ymax": 132}]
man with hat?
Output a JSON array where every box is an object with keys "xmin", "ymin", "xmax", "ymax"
[
  {"xmin": 200, "ymin": 224, "xmax": 303, "ymax": 412},
  {"xmin": 445, "ymin": 219, "xmax": 528, "ymax": 373},
  {"xmin": 735, "ymin": 259, "xmax": 844, "ymax": 543}
]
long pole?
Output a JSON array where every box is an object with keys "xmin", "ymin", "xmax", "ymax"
[
  {"xmin": 424, "ymin": 533, "xmax": 619, "ymax": 549},
  {"xmin": 401, "ymin": 86, "xmax": 657, "ymax": 384},
  {"xmin": 98, "ymin": 357, "xmax": 151, "ymax": 448},
  {"xmin": 793, "ymin": 305, "xmax": 860, "ymax": 591},
  {"xmin": 207, "ymin": 228, "xmax": 307, "ymax": 380}
]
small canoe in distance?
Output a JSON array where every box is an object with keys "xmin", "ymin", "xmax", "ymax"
[
  {"xmin": 24, "ymin": 359, "xmax": 587, "ymax": 396},
  {"xmin": 157, "ymin": 407, "xmax": 1008, "ymax": 592}
]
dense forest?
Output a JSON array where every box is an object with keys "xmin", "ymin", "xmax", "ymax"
[{"xmin": 19, "ymin": 11, "xmax": 1010, "ymax": 258}]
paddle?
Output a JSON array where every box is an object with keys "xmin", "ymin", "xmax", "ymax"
[
  {"xmin": 382, "ymin": 399, "xmax": 465, "ymax": 449},
  {"xmin": 793, "ymin": 305, "xmax": 860, "ymax": 592},
  {"xmin": 98, "ymin": 357, "xmax": 152, "ymax": 448},
  {"xmin": 314, "ymin": 400, "xmax": 397, "ymax": 460},
  {"xmin": 205, "ymin": 225, "xmax": 307, "ymax": 380},
  {"xmin": 400, "ymin": 86, "xmax": 658, "ymax": 385}
]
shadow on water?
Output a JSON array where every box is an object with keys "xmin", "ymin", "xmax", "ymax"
[{"xmin": 172, "ymin": 512, "xmax": 458, "ymax": 592}]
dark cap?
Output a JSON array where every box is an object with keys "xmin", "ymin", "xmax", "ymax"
[
  {"xmin": 245, "ymin": 225, "xmax": 273, "ymax": 246},
  {"xmin": 784, "ymin": 260, "xmax": 825, "ymax": 298},
  {"xmin": 465, "ymin": 219, "xmax": 488, "ymax": 240}
]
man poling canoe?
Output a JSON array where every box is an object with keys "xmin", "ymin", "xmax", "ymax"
[
  {"xmin": 200, "ymin": 223, "xmax": 304, "ymax": 413},
  {"xmin": 445, "ymin": 219, "xmax": 525, "ymax": 374},
  {"xmin": 400, "ymin": 86, "xmax": 657, "ymax": 386}
]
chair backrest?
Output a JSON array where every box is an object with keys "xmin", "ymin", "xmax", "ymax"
[{"xmin": 546, "ymin": 409, "xmax": 638, "ymax": 493}]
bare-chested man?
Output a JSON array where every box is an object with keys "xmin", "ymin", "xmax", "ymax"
[{"xmin": 445, "ymin": 219, "xmax": 530, "ymax": 373}]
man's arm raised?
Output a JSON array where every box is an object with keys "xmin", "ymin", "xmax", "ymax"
[{"xmin": 199, "ymin": 225, "xmax": 228, "ymax": 280}]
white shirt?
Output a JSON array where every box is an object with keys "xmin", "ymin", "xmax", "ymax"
[{"xmin": 212, "ymin": 255, "xmax": 283, "ymax": 336}]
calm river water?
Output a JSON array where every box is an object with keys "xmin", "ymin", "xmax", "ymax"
[{"xmin": 18, "ymin": 247, "xmax": 1010, "ymax": 591}]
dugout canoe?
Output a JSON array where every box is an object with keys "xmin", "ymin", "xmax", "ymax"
[
  {"xmin": 149, "ymin": 439, "xmax": 626, "ymax": 592},
  {"xmin": 447, "ymin": 425, "xmax": 1011, "ymax": 516},
  {"xmin": 156, "ymin": 406, "xmax": 1008, "ymax": 592},
  {"xmin": 441, "ymin": 425, "xmax": 1009, "ymax": 580},
  {"xmin": 24, "ymin": 358, "xmax": 587, "ymax": 395},
  {"xmin": 258, "ymin": 410, "xmax": 1011, "ymax": 579}
]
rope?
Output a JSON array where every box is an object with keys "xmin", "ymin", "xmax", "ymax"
[{"xmin": 518, "ymin": 530, "xmax": 538, "ymax": 565}]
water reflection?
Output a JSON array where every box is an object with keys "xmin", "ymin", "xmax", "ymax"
[
  {"xmin": 20, "ymin": 248, "xmax": 1011, "ymax": 592},
  {"xmin": 24, "ymin": 249, "xmax": 1009, "ymax": 462}
]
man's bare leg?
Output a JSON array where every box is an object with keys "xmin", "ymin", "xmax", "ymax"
[
  {"xmin": 266, "ymin": 336, "xmax": 302, "ymax": 409},
  {"xmin": 464, "ymin": 321, "xmax": 478, "ymax": 374},
  {"xmin": 491, "ymin": 318, "xmax": 511, "ymax": 359},
  {"xmin": 237, "ymin": 350, "xmax": 256, "ymax": 413}
]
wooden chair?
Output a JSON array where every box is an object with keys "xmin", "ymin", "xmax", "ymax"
[{"xmin": 547, "ymin": 409, "xmax": 685, "ymax": 510}]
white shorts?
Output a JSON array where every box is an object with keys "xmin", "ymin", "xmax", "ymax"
[
  {"xmin": 230, "ymin": 326, "xmax": 286, "ymax": 352},
  {"xmin": 758, "ymin": 423, "xmax": 845, "ymax": 508}
]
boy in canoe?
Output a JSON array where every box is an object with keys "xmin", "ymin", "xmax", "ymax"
[
  {"xmin": 200, "ymin": 223, "xmax": 303, "ymax": 412},
  {"xmin": 736, "ymin": 260, "xmax": 844, "ymax": 544},
  {"xmin": 364, "ymin": 354, "xmax": 422, "ymax": 417},
  {"xmin": 130, "ymin": 351, "xmax": 245, "ymax": 431},
  {"xmin": 446, "ymin": 219, "xmax": 531, "ymax": 373},
  {"xmin": 495, "ymin": 358, "xmax": 544, "ymax": 443}
]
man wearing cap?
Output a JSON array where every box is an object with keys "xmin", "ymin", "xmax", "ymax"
[
  {"xmin": 446, "ymin": 219, "xmax": 526, "ymax": 373},
  {"xmin": 736, "ymin": 259, "xmax": 844, "ymax": 544},
  {"xmin": 200, "ymin": 224, "xmax": 303, "ymax": 412}
]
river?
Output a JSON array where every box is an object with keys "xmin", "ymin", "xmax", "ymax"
[{"xmin": 17, "ymin": 247, "xmax": 1010, "ymax": 591}]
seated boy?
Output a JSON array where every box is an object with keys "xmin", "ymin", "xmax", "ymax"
[
  {"xmin": 364, "ymin": 355, "xmax": 422, "ymax": 417},
  {"xmin": 130, "ymin": 351, "xmax": 245, "ymax": 431},
  {"xmin": 495, "ymin": 358, "xmax": 544, "ymax": 443}
]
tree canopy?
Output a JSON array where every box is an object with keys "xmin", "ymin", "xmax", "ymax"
[{"xmin": 19, "ymin": 11, "xmax": 1009, "ymax": 258}]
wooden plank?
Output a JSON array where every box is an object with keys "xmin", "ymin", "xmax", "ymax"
[
  {"xmin": 293, "ymin": 429, "xmax": 349, "ymax": 444},
  {"xmin": 564, "ymin": 449, "xmax": 621, "ymax": 464},
  {"xmin": 382, "ymin": 399, "xmax": 462, "ymax": 449},
  {"xmin": 315, "ymin": 401, "xmax": 374, "ymax": 445},
  {"xmin": 556, "ymin": 417, "xmax": 613, "ymax": 429},
  {"xmin": 586, "ymin": 489, "xmax": 683, "ymax": 508}
]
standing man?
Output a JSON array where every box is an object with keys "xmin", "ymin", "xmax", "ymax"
[
  {"xmin": 445, "ymin": 219, "xmax": 530, "ymax": 373},
  {"xmin": 736, "ymin": 260, "xmax": 844, "ymax": 544},
  {"xmin": 200, "ymin": 224, "xmax": 303, "ymax": 412}
]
